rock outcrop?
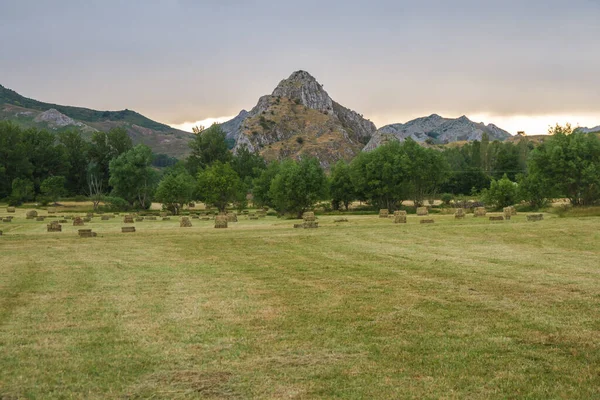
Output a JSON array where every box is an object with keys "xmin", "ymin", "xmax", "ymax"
[
  {"xmin": 222, "ymin": 71, "xmax": 376, "ymax": 168},
  {"xmin": 364, "ymin": 114, "xmax": 511, "ymax": 151}
]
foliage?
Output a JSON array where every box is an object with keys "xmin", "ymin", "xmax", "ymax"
[
  {"xmin": 108, "ymin": 145, "xmax": 157, "ymax": 208},
  {"xmin": 269, "ymin": 158, "xmax": 328, "ymax": 218},
  {"xmin": 154, "ymin": 171, "xmax": 196, "ymax": 215},
  {"xmin": 329, "ymin": 160, "xmax": 355, "ymax": 210},
  {"xmin": 197, "ymin": 161, "xmax": 243, "ymax": 212},
  {"xmin": 480, "ymin": 174, "xmax": 519, "ymax": 208},
  {"xmin": 187, "ymin": 124, "xmax": 232, "ymax": 174},
  {"xmin": 10, "ymin": 177, "xmax": 35, "ymax": 205},
  {"xmin": 231, "ymin": 145, "xmax": 266, "ymax": 189},
  {"xmin": 440, "ymin": 193, "xmax": 454, "ymax": 206},
  {"xmin": 40, "ymin": 176, "xmax": 67, "ymax": 203},
  {"xmin": 252, "ymin": 161, "xmax": 280, "ymax": 208},
  {"xmin": 526, "ymin": 128, "xmax": 600, "ymax": 206}
]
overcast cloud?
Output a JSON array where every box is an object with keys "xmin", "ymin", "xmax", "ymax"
[{"xmin": 1, "ymin": 0, "xmax": 599, "ymax": 133}]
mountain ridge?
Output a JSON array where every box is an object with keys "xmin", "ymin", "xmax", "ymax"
[{"xmin": 0, "ymin": 84, "xmax": 194, "ymax": 157}]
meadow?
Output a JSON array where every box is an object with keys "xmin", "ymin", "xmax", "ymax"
[{"xmin": 1, "ymin": 208, "xmax": 599, "ymax": 399}]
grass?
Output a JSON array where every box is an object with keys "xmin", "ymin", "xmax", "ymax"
[{"xmin": 1, "ymin": 208, "xmax": 600, "ymax": 398}]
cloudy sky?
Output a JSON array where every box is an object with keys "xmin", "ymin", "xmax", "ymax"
[{"xmin": 1, "ymin": 0, "xmax": 599, "ymax": 134}]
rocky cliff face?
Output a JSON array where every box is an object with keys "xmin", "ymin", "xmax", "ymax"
[
  {"xmin": 579, "ymin": 125, "xmax": 600, "ymax": 133},
  {"xmin": 221, "ymin": 71, "xmax": 376, "ymax": 167},
  {"xmin": 364, "ymin": 114, "xmax": 511, "ymax": 151}
]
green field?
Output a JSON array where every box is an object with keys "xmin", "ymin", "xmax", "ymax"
[{"xmin": 1, "ymin": 209, "xmax": 600, "ymax": 399}]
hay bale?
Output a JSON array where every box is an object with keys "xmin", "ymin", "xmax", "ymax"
[
  {"xmin": 226, "ymin": 212, "xmax": 238, "ymax": 222},
  {"xmin": 420, "ymin": 219, "xmax": 435, "ymax": 224},
  {"xmin": 527, "ymin": 214, "xmax": 544, "ymax": 222},
  {"xmin": 188, "ymin": 202, "xmax": 196, "ymax": 208},
  {"xmin": 83, "ymin": 217, "xmax": 91, "ymax": 223},
  {"xmin": 379, "ymin": 209, "xmax": 389, "ymax": 218},
  {"xmin": 334, "ymin": 218, "xmax": 349, "ymax": 223},
  {"xmin": 47, "ymin": 221, "xmax": 62, "ymax": 232},
  {"xmin": 26, "ymin": 210, "xmax": 38, "ymax": 219},
  {"xmin": 489, "ymin": 216, "xmax": 504, "ymax": 221},
  {"xmin": 123, "ymin": 215, "xmax": 134, "ymax": 224},
  {"xmin": 101, "ymin": 216, "xmax": 110, "ymax": 221},
  {"xmin": 303, "ymin": 221, "xmax": 319, "ymax": 229},
  {"xmin": 7, "ymin": 207, "xmax": 15, "ymax": 213},
  {"xmin": 417, "ymin": 207, "xmax": 429, "ymax": 216},
  {"xmin": 78, "ymin": 229, "xmax": 96, "ymax": 238},
  {"xmin": 73, "ymin": 217, "xmax": 85, "ymax": 226},
  {"xmin": 509, "ymin": 206, "xmax": 517, "ymax": 216},
  {"xmin": 503, "ymin": 207, "xmax": 512, "ymax": 220},
  {"xmin": 36, "ymin": 216, "xmax": 46, "ymax": 221},
  {"xmin": 146, "ymin": 216, "xmax": 157, "ymax": 221},
  {"xmin": 48, "ymin": 207, "xmax": 56, "ymax": 214},
  {"xmin": 162, "ymin": 217, "xmax": 171, "ymax": 221},
  {"xmin": 191, "ymin": 215, "xmax": 199, "ymax": 219},
  {"xmin": 135, "ymin": 217, "xmax": 144, "ymax": 222},
  {"xmin": 303, "ymin": 212, "xmax": 316, "ymax": 222},
  {"xmin": 215, "ymin": 215, "xmax": 228, "ymax": 228},
  {"xmin": 293, "ymin": 223, "xmax": 304, "ymax": 228},
  {"xmin": 394, "ymin": 213, "xmax": 407, "ymax": 224},
  {"xmin": 59, "ymin": 219, "xmax": 67, "ymax": 223},
  {"xmin": 454, "ymin": 208, "xmax": 466, "ymax": 219},
  {"xmin": 474, "ymin": 207, "xmax": 487, "ymax": 217},
  {"xmin": 180, "ymin": 217, "xmax": 193, "ymax": 227},
  {"xmin": 248, "ymin": 214, "xmax": 259, "ymax": 220},
  {"xmin": 86, "ymin": 213, "xmax": 94, "ymax": 218},
  {"xmin": 242, "ymin": 210, "xmax": 249, "ymax": 214},
  {"xmin": 2, "ymin": 218, "xmax": 12, "ymax": 223},
  {"xmin": 121, "ymin": 226, "xmax": 136, "ymax": 233}
]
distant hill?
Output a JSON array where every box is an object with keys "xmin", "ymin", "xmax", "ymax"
[
  {"xmin": 577, "ymin": 125, "xmax": 600, "ymax": 134},
  {"xmin": 220, "ymin": 71, "xmax": 377, "ymax": 168},
  {"xmin": 0, "ymin": 84, "xmax": 193, "ymax": 157},
  {"xmin": 364, "ymin": 114, "xmax": 512, "ymax": 151}
]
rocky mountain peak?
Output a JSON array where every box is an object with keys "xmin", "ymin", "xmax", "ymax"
[{"xmin": 271, "ymin": 70, "xmax": 333, "ymax": 114}]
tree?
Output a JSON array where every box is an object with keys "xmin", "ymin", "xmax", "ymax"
[
  {"xmin": 40, "ymin": 176, "xmax": 67, "ymax": 204},
  {"xmin": 481, "ymin": 174, "xmax": 519, "ymax": 208},
  {"xmin": 10, "ymin": 178, "xmax": 35, "ymax": 206},
  {"xmin": 252, "ymin": 161, "xmax": 280, "ymax": 208},
  {"xmin": 108, "ymin": 145, "xmax": 157, "ymax": 208},
  {"xmin": 88, "ymin": 127, "xmax": 133, "ymax": 189},
  {"xmin": 330, "ymin": 160, "xmax": 355, "ymax": 210},
  {"xmin": 231, "ymin": 145, "xmax": 266, "ymax": 188},
  {"xmin": 402, "ymin": 139, "xmax": 449, "ymax": 206},
  {"xmin": 154, "ymin": 171, "xmax": 196, "ymax": 215},
  {"xmin": 350, "ymin": 141, "xmax": 408, "ymax": 210},
  {"xmin": 187, "ymin": 124, "xmax": 232, "ymax": 175},
  {"xmin": 57, "ymin": 130, "xmax": 90, "ymax": 195},
  {"xmin": 197, "ymin": 161, "xmax": 242, "ymax": 212},
  {"xmin": 0, "ymin": 122, "xmax": 32, "ymax": 198},
  {"xmin": 269, "ymin": 158, "xmax": 328, "ymax": 218},
  {"xmin": 526, "ymin": 127, "xmax": 600, "ymax": 206},
  {"xmin": 86, "ymin": 162, "xmax": 105, "ymax": 211}
]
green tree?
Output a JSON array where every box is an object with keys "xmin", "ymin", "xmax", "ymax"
[
  {"xmin": 330, "ymin": 160, "xmax": 354, "ymax": 210},
  {"xmin": 197, "ymin": 161, "xmax": 243, "ymax": 212},
  {"xmin": 58, "ymin": 131, "xmax": 90, "ymax": 194},
  {"xmin": 0, "ymin": 122, "xmax": 32, "ymax": 198},
  {"xmin": 187, "ymin": 124, "xmax": 232, "ymax": 174},
  {"xmin": 108, "ymin": 145, "xmax": 157, "ymax": 208},
  {"xmin": 154, "ymin": 171, "xmax": 196, "ymax": 215},
  {"xmin": 252, "ymin": 161, "xmax": 280, "ymax": 208},
  {"xmin": 40, "ymin": 176, "xmax": 67, "ymax": 204},
  {"xmin": 481, "ymin": 174, "xmax": 519, "ymax": 208},
  {"xmin": 89, "ymin": 127, "xmax": 133, "ymax": 189},
  {"xmin": 350, "ymin": 141, "xmax": 408, "ymax": 210},
  {"xmin": 231, "ymin": 145, "xmax": 266, "ymax": 188},
  {"xmin": 10, "ymin": 178, "xmax": 35, "ymax": 206},
  {"xmin": 402, "ymin": 139, "xmax": 449, "ymax": 206},
  {"xmin": 269, "ymin": 158, "xmax": 328, "ymax": 218}
]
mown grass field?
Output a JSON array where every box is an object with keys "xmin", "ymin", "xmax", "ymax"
[{"xmin": 1, "ymin": 209, "xmax": 600, "ymax": 399}]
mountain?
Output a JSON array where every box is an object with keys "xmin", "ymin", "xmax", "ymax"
[
  {"xmin": 221, "ymin": 71, "xmax": 377, "ymax": 167},
  {"xmin": 578, "ymin": 125, "xmax": 600, "ymax": 133},
  {"xmin": 364, "ymin": 114, "xmax": 512, "ymax": 151},
  {"xmin": 0, "ymin": 84, "xmax": 193, "ymax": 157}
]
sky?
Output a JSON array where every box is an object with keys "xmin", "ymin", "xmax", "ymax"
[{"xmin": 1, "ymin": 0, "xmax": 599, "ymax": 135}]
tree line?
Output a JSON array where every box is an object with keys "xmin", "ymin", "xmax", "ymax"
[{"xmin": 1, "ymin": 121, "xmax": 599, "ymax": 213}]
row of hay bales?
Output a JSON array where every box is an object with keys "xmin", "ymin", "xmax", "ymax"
[{"xmin": 294, "ymin": 212, "xmax": 319, "ymax": 229}]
